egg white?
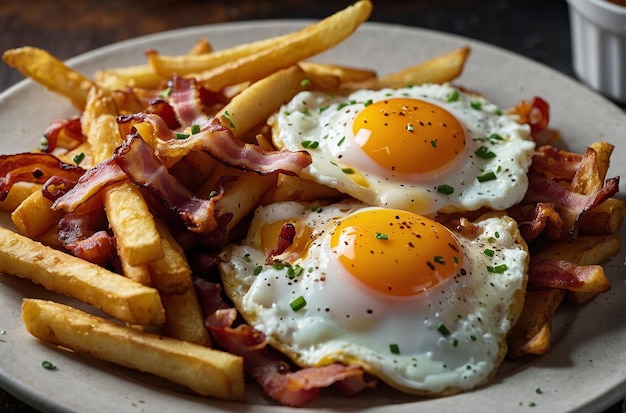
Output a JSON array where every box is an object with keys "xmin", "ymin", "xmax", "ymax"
[
  {"xmin": 219, "ymin": 201, "xmax": 528, "ymax": 396},
  {"xmin": 270, "ymin": 83, "xmax": 535, "ymax": 217}
]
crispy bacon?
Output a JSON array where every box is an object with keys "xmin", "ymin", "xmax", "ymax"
[
  {"xmin": 58, "ymin": 198, "xmax": 116, "ymax": 267},
  {"xmin": 169, "ymin": 76, "xmax": 208, "ymax": 127},
  {"xmin": 194, "ymin": 279, "xmax": 377, "ymax": 407},
  {"xmin": 530, "ymin": 145, "xmax": 582, "ymax": 180},
  {"xmin": 156, "ymin": 118, "xmax": 312, "ymax": 176},
  {"xmin": 114, "ymin": 131, "xmax": 224, "ymax": 233},
  {"xmin": 528, "ymin": 257, "xmax": 610, "ymax": 292},
  {"xmin": 513, "ymin": 202, "xmax": 564, "ymax": 242},
  {"xmin": 43, "ymin": 117, "xmax": 84, "ymax": 152},
  {"xmin": 50, "ymin": 158, "xmax": 127, "ymax": 212},
  {"xmin": 266, "ymin": 222, "xmax": 296, "ymax": 264},
  {"xmin": 0, "ymin": 153, "xmax": 85, "ymax": 201},
  {"xmin": 523, "ymin": 173, "xmax": 619, "ymax": 240},
  {"xmin": 146, "ymin": 98, "xmax": 181, "ymax": 130},
  {"xmin": 509, "ymin": 96, "xmax": 550, "ymax": 134}
]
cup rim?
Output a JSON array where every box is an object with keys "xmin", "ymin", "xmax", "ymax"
[{"xmin": 567, "ymin": 0, "xmax": 626, "ymax": 33}]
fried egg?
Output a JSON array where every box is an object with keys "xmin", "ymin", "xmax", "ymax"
[
  {"xmin": 219, "ymin": 200, "xmax": 528, "ymax": 396},
  {"xmin": 270, "ymin": 83, "xmax": 535, "ymax": 216}
]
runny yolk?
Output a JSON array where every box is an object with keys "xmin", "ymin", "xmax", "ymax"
[
  {"xmin": 352, "ymin": 98, "xmax": 466, "ymax": 175},
  {"xmin": 259, "ymin": 220, "xmax": 313, "ymax": 258},
  {"xmin": 330, "ymin": 208, "xmax": 463, "ymax": 297}
]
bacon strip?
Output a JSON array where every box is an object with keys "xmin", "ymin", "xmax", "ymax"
[
  {"xmin": 194, "ymin": 279, "xmax": 377, "ymax": 407},
  {"xmin": 50, "ymin": 158, "xmax": 127, "ymax": 212},
  {"xmin": 169, "ymin": 76, "xmax": 208, "ymax": 127},
  {"xmin": 0, "ymin": 153, "xmax": 85, "ymax": 201},
  {"xmin": 156, "ymin": 118, "xmax": 312, "ymax": 176},
  {"xmin": 266, "ymin": 222, "xmax": 296, "ymax": 264},
  {"xmin": 43, "ymin": 117, "xmax": 84, "ymax": 152},
  {"xmin": 515, "ymin": 202, "xmax": 564, "ymax": 242},
  {"xmin": 114, "ymin": 131, "xmax": 223, "ymax": 233},
  {"xmin": 528, "ymin": 257, "xmax": 610, "ymax": 292},
  {"xmin": 523, "ymin": 174, "xmax": 619, "ymax": 240},
  {"xmin": 530, "ymin": 145, "xmax": 582, "ymax": 180},
  {"xmin": 508, "ymin": 96, "xmax": 550, "ymax": 134}
]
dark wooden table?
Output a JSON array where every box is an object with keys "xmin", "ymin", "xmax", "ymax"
[{"xmin": 0, "ymin": 1, "xmax": 623, "ymax": 412}]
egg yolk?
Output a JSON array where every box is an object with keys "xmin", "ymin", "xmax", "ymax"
[
  {"xmin": 258, "ymin": 220, "xmax": 313, "ymax": 259},
  {"xmin": 352, "ymin": 98, "xmax": 466, "ymax": 175},
  {"xmin": 330, "ymin": 208, "xmax": 463, "ymax": 297}
]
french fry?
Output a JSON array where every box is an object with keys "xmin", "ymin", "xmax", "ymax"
[
  {"xmin": 0, "ymin": 182, "xmax": 41, "ymax": 212},
  {"xmin": 271, "ymin": 174, "xmax": 345, "ymax": 203},
  {"xmin": 22, "ymin": 299, "xmax": 243, "ymax": 400},
  {"xmin": 2, "ymin": 46, "xmax": 97, "ymax": 109},
  {"xmin": 0, "ymin": 228, "xmax": 165, "ymax": 324},
  {"xmin": 377, "ymin": 46, "xmax": 471, "ymax": 88},
  {"xmin": 507, "ymin": 289, "xmax": 566, "ymax": 358},
  {"xmin": 11, "ymin": 190, "xmax": 65, "ymax": 239},
  {"xmin": 216, "ymin": 65, "xmax": 310, "ymax": 138},
  {"xmin": 103, "ymin": 183, "xmax": 164, "ymax": 266},
  {"xmin": 298, "ymin": 61, "xmax": 377, "ymax": 91},
  {"xmin": 161, "ymin": 289, "xmax": 211, "ymax": 346},
  {"xmin": 197, "ymin": 163, "xmax": 277, "ymax": 233},
  {"xmin": 193, "ymin": 0, "xmax": 373, "ymax": 91},
  {"xmin": 579, "ymin": 197, "xmax": 625, "ymax": 235},
  {"xmin": 149, "ymin": 219, "xmax": 193, "ymax": 295}
]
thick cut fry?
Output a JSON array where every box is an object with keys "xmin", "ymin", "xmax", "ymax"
[
  {"xmin": 272, "ymin": 174, "xmax": 345, "ymax": 203},
  {"xmin": 22, "ymin": 299, "xmax": 243, "ymax": 400},
  {"xmin": 533, "ymin": 234, "xmax": 621, "ymax": 266},
  {"xmin": 197, "ymin": 164, "xmax": 277, "ymax": 233},
  {"xmin": 507, "ymin": 289, "xmax": 566, "ymax": 358},
  {"xmin": 11, "ymin": 190, "xmax": 65, "ymax": 239},
  {"xmin": 377, "ymin": 47, "xmax": 471, "ymax": 88},
  {"xmin": 194, "ymin": 0, "xmax": 373, "ymax": 90},
  {"xmin": 149, "ymin": 220, "xmax": 193, "ymax": 295},
  {"xmin": 103, "ymin": 183, "xmax": 163, "ymax": 266},
  {"xmin": 119, "ymin": 259, "xmax": 153, "ymax": 287},
  {"xmin": 579, "ymin": 197, "xmax": 625, "ymax": 235},
  {"xmin": 0, "ymin": 228, "xmax": 164, "ymax": 324},
  {"xmin": 216, "ymin": 65, "xmax": 310, "ymax": 138},
  {"xmin": 2, "ymin": 47, "xmax": 96, "ymax": 109},
  {"xmin": 0, "ymin": 182, "xmax": 41, "ymax": 212},
  {"xmin": 298, "ymin": 61, "xmax": 377, "ymax": 91},
  {"xmin": 161, "ymin": 289, "xmax": 211, "ymax": 346}
]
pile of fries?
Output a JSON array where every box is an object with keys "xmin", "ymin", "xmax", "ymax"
[{"xmin": 0, "ymin": 0, "xmax": 622, "ymax": 404}]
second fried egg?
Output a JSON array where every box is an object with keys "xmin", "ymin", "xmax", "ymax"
[{"xmin": 270, "ymin": 83, "xmax": 535, "ymax": 216}]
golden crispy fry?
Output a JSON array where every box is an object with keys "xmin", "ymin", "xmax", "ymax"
[
  {"xmin": 11, "ymin": 190, "xmax": 65, "ymax": 239},
  {"xmin": 2, "ymin": 47, "xmax": 97, "ymax": 109},
  {"xmin": 197, "ymin": 163, "xmax": 277, "ymax": 233},
  {"xmin": 377, "ymin": 47, "xmax": 471, "ymax": 88},
  {"xmin": 149, "ymin": 220, "xmax": 192, "ymax": 295},
  {"xmin": 271, "ymin": 174, "xmax": 345, "ymax": 203},
  {"xmin": 579, "ymin": 197, "xmax": 625, "ymax": 235},
  {"xmin": 507, "ymin": 289, "xmax": 566, "ymax": 358},
  {"xmin": 104, "ymin": 183, "xmax": 164, "ymax": 266},
  {"xmin": 0, "ymin": 182, "xmax": 41, "ymax": 212},
  {"xmin": 22, "ymin": 299, "xmax": 243, "ymax": 400},
  {"xmin": 0, "ymin": 228, "xmax": 165, "ymax": 324},
  {"xmin": 533, "ymin": 234, "xmax": 622, "ymax": 266},
  {"xmin": 298, "ymin": 61, "xmax": 377, "ymax": 91},
  {"xmin": 161, "ymin": 289, "xmax": 211, "ymax": 346},
  {"xmin": 193, "ymin": 0, "xmax": 372, "ymax": 90},
  {"xmin": 216, "ymin": 65, "xmax": 310, "ymax": 139},
  {"xmin": 119, "ymin": 259, "xmax": 153, "ymax": 287}
]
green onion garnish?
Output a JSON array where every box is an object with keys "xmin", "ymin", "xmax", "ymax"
[
  {"xmin": 175, "ymin": 132, "xmax": 190, "ymax": 139},
  {"xmin": 191, "ymin": 124, "xmax": 201, "ymax": 134},
  {"xmin": 483, "ymin": 249, "xmax": 495, "ymax": 257},
  {"xmin": 73, "ymin": 152, "xmax": 85, "ymax": 165},
  {"xmin": 389, "ymin": 343, "xmax": 400, "ymax": 354},
  {"xmin": 475, "ymin": 146, "xmax": 496, "ymax": 159},
  {"xmin": 477, "ymin": 171, "xmax": 497, "ymax": 182},
  {"xmin": 437, "ymin": 323, "xmax": 450, "ymax": 336},
  {"xmin": 487, "ymin": 264, "xmax": 508, "ymax": 273},
  {"xmin": 376, "ymin": 232, "xmax": 388, "ymax": 240},
  {"xmin": 437, "ymin": 184, "xmax": 454, "ymax": 195},
  {"xmin": 41, "ymin": 360, "xmax": 56, "ymax": 370},
  {"xmin": 290, "ymin": 296, "xmax": 307, "ymax": 312}
]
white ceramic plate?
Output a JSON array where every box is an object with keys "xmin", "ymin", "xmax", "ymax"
[{"xmin": 1, "ymin": 21, "xmax": 625, "ymax": 413}]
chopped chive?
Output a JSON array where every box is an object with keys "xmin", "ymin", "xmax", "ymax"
[
  {"xmin": 337, "ymin": 136, "xmax": 346, "ymax": 146},
  {"xmin": 273, "ymin": 262, "xmax": 285, "ymax": 270},
  {"xmin": 389, "ymin": 343, "xmax": 400, "ymax": 354},
  {"xmin": 310, "ymin": 206, "xmax": 323, "ymax": 213},
  {"xmin": 437, "ymin": 323, "xmax": 450, "ymax": 336},
  {"xmin": 453, "ymin": 256, "xmax": 459, "ymax": 264},
  {"xmin": 300, "ymin": 78, "xmax": 311, "ymax": 87},
  {"xmin": 487, "ymin": 264, "xmax": 508, "ymax": 273},
  {"xmin": 363, "ymin": 99, "xmax": 373, "ymax": 107},
  {"xmin": 495, "ymin": 231, "xmax": 500, "ymax": 238},
  {"xmin": 452, "ymin": 339, "xmax": 459, "ymax": 347},
  {"xmin": 477, "ymin": 171, "xmax": 497, "ymax": 182},
  {"xmin": 434, "ymin": 256, "xmax": 445, "ymax": 265},
  {"xmin": 341, "ymin": 167, "xmax": 354, "ymax": 174},
  {"xmin": 336, "ymin": 102, "xmax": 350, "ymax": 110},
  {"xmin": 240, "ymin": 254, "xmax": 251, "ymax": 262},
  {"xmin": 72, "ymin": 152, "xmax": 85, "ymax": 165},
  {"xmin": 301, "ymin": 140, "xmax": 319, "ymax": 149},
  {"xmin": 287, "ymin": 264, "xmax": 303, "ymax": 279},
  {"xmin": 319, "ymin": 105, "xmax": 330, "ymax": 113},
  {"xmin": 475, "ymin": 146, "xmax": 496, "ymax": 159},
  {"xmin": 208, "ymin": 190, "xmax": 218, "ymax": 198},
  {"xmin": 175, "ymin": 132, "xmax": 190, "ymax": 139},
  {"xmin": 376, "ymin": 232, "xmax": 388, "ymax": 240},
  {"xmin": 159, "ymin": 86, "xmax": 172, "ymax": 98},
  {"xmin": 191, "ymin": 124, "xmax": 201, "ymax": 134},
  {"xmin": 290, "ymin": 296, "xmax": 307, "ymax": 311},
  {"xmin": 253, "ymin": 265, "xmax": 263, "ymax": 275},
  {"xmin": 41, "ymin": 360, "xmax": 56, "ymax": 370},
  {"xmin": 437, "ymin": 184, "xmax": 454, "ymax": 195},
  {"xmin": 470, "ymin": 101, "xmax": 482, "ymax": 110},
  {"xmin": 430, "ymin": 140, "xmax": 437, "ymax": 148},
  {"xmin": 489, "ymin": 133, "xmax": 503, "ymax": 141},
  {"xmin": 470, "ymin": 335, "xmax": 477, "ymax": 341},
  {"xmin": 447, "ymin": 89, "xmax": 460, "ymax": 102},
  {"xmin": 483, "ymin": 249, "xmax": 495, "ymax": 257},
  {"xmin": 38, "ymin": 137, "xmax": 49, "ymax": 151}
]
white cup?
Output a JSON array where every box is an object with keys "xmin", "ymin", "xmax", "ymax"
[{"xmin": 566, "ymin": 0, "xmax": 626, "ymax": 102}]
